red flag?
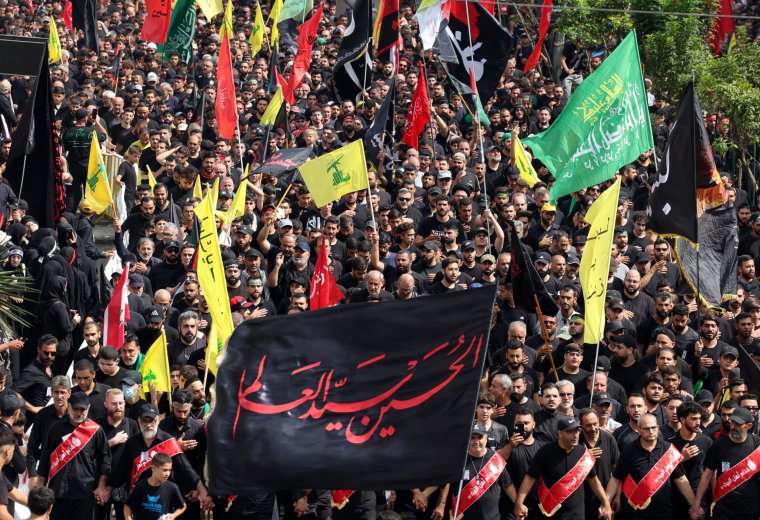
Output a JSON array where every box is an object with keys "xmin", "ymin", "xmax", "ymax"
[
  {"xmin": 402, "ymin": 64, "xmax": 431, "ymax": 149},
  {"xmin": 285, "ymin": 3, "xmax": 323, "ymax": 105},
  {"xmin": 523, "ymin": 0, "xmax": 552, "ymax": 73},
  {"xmin": 309, "ymin": 237, "xmax": 343, "ymax": 310},
  {"xmin": 215, "ymin": 31, "xmax": 238, "ymax": 140},
  {"xmin": 103, "ymin": 264, "xmax": 130, "ymax": 347},
  {"xmin": 709, "ymin": 0, "xmax": 734, "ymax": 55},
  {"xmin": 140, "ymin": 0, "xmax": 172, "ymax": 44},
  {"xmin": 62, "ymin": 0, "xmax": 73, "ymax": 29}
]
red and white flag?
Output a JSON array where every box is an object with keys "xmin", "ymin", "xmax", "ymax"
[
  {"xmin": 309, "ymin": 238, "xmax": 343, "ymax": 310},
  {"xmin": 103, "ymin": 264, "xmax": 130, "ymax": 347}
]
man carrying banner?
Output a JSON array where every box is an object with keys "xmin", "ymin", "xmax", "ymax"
[
  {"xmin": 36, "ymin": 392, "xmax": 112, "ymax": 520},
  {"xmin": 605, "ymin": 414, "xmax": 695, "ymax": 520},
  {"xmin": 450, "ymin": 422, "xmax": 516, "ymax": 520},
  {"xmin": 514, "ymin": 417, "xmax": 611, "ymax": 520},
  {"xmin": 691, "ymin": 407, "xmax": 760, "ymax": 520},
  {"xmin": 106, "ymin": 404, "xmax": 212, "ymax": 513}
]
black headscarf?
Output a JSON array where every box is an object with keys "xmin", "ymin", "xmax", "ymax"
[{"xmin": 39, "ymin": 275, "xmax": 69, "ymax": 316}]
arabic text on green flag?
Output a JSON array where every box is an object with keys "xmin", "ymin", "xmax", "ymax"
[
  {"xmin": 522, "ymin": 31, "xmax": 653, "ymax": 203},
  {"xmin": 278, "ymin": 0, "xmax": 313, "ymax": 23},
  {"xmin": 157, "ymin": 0, "xmax": 197, "ymax": 64}
]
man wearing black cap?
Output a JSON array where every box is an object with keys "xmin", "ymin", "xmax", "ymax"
[
  {"xmin": 107, "ymin": 404, "xmax": 211, "ymax": 512},
  {"xmin": 691, "ymin": 407, "xmax": 760, "ymax": 520},
  {"xmin": 703, "ymin": 345, "xmax": 741, "ymax": 395},
  {"xmin": 268, "ymin": 240, "xmax": 313, "ymax": 304},
  {"xmin": 121, "ymin": 375, "xmax": 148, "ymax": 421},
  {"xmin": 38, "ymin": 392, "xmax": 112, "ymax": 519},
  {"xmin": 515, "ymin": 417, "xmax": 611, "ymax": 520},
  {"xmin": 135, "ymin": 306, "xmax": 179, "ymax": 355},
  {"xmin": 224, "ymin": 261, "xmax": 247, "ymax": 299},
  {"xmin": 0, "ymin": 395, "xmax": 25, "ymax": 499},
  {"xmin": 606, "ymin": 413, "xmax": 695, "ymax": 520},
  {"xmin": 148, "ymin": 240, "xmax": 186, "ymax": 292},
  {"xmin": 446, "ymin": 423, "xmax": 516, "ymax": 520},
  {"xmin": 62, "ymin": 108, "xmax": 106, "ymax": 210},
  {"xmin": 72, "ymin": 360, "xmax": 110, "ymax": 422}
]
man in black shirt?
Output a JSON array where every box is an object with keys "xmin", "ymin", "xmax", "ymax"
[
  {"xmin": 15, "ymin": 335, "xmax": 56, "ymax": 420},
  {"xmin": 27, "ymin": 376, "xmax": 70, "ymax": 488},
  {"xmin": 72, "ymin": 360, "xmax": 110, "ymax": 422},
  {"xmin": 0, "ymin": 395, "xmax": 26, "ymax": 498},
  {"xmin": 606, "ymin": 414, "xmax": 695, "ymax": 520},
  {"xmin": 579, "ymin": 409, "xmax": 619, "ymax": 520},
  {"xmin": 148, "ymin": 240, "xmax": 186, "ymax": 292},
  {"xmin": 667, "ymin": 401, "xmax": 712, "ymax": 519},
  {"xmin": 96, "ymin": 347, "xmax": 130, "ymax": 389},
  {"xmin": 515, "ymin": 417, "xmax": 611, "ymax": 519},
  {"xmin": 692, "ymin": 407, "xmax": 760, "ymax": 520},
  {"xmin": 37, "ymin": 392, "xmax": 112, "ymax": 520},
  {"xmin": 501, "ymin": 408, "xmax": 543, "ymax": 518}
]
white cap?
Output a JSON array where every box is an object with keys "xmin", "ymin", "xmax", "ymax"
[
  {"xmin": 147, "ymin": 72, "xmax": 159, "ymax": 82},
  {"xmin": 146, "ymin": 42, "xmax": 158, "ymax": 50}
]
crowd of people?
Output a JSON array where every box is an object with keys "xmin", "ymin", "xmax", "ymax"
[{"xmin": 0, "ymin": 0, "xmax": 757, "ymax": 518}]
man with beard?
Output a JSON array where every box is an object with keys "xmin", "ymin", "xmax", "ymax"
[
  {"xmin": 95, "ymin": 389, "xmax": 139, "ymax": 520},
  {"xmin": 533, "ymin": 383, "xmax": 562, "ymax": 443},
  {"xmin": 642, "ymin": 240, "xmax": 681, "ymax": 297},
  {"xmin": 72, "ymin": 360, "xmax": 110, "ymax": 422},
  {"xmin": 502, "ymin": 408, "xmax": 542, "ymax": 519},
  {"xmin": 737, "ymin": 255, "xmax": 760, "ymax": 299},
  {"xmin": 524, "ymin": 204, "xmax": 559, "ymax": 252},
  {"xmin": 474, "ymin": 255, "xmax": 498, "ymax": 286},
  {"xmin": 580, "ymin": 409, "xmax": 620, "ymax": 519},
  {"xmin": 224, "ymin": 261, "xmax": 247, "ymax": 299},
  {"xmin": 685, "ymin": 313, "xmax": 731, "ymax": 383},
  {"xmin": 429, "ymin": 258, "xmax": 465, "ymax": 294},
  {"xmin": 167, "ymin": 312, "xmax": 206, "ymax": 367},
  {"xmin": 606, "ymin": 414, "xmax": 695, "ymax": 520},
  {"xmin": 74, "ymin": 322, "xmax": 103, "ymax": 365},
  {"xmin": 27, "ymin": 376, "xmax": 70, "ymax": 488},
  {"xmin": 637, "ymin": 293, "xmax": 673, "ymax": 353},
  {"xmin": 669, "ymin": 303, "xmax": 699, "ymax": 351},
  {"xmin": 37, "ymin": 392, "xmax": 111, "ymax": 519},
  {"xmin": 159, "ymin": 391, "xmax": 206, "ymax": 518},
  {"xmin": 613, "ymin": 393, "xmax": 647, "ymax": 450},
  {"xmin": 692, "ymin": 407, "xmax": 760, "ymax": 520},
  {"xmin": 121, "ymin": 197, "xmax": 157, "ymax": 252},
  {"xmin": 119, "ymin": 336, "xmax": 143, "ymax": 372},
  {"xmin": 129, "ymin": 238, "xmax": 159, "ymax": 283},
  {"xmin": 416, "ymin": 196, "xmax": 464, "ymax": 247},
  {"xmin": 148, "ymin": 240, "xmax": 186, "ymax": 293},
  {"xmin": 666, "ymin": 401, "xmax": 712, "ymax": 520},
  {"xmin": 15, "ymin": 336, "xmax": 57, "ymax": 418},
  {"xmin": 532, "ymin": 252, "xmax": 561, "ymax": 296},
  {"xmin": 640, "ymin": 373, "xmax": 668, "ymax": 425},
  {"xmin": 491, "ymin": 341, "xmax": 540, "ymax": 400},
  {"xmin": 622, "ymin": 270, "xmax": 655, "ymax": 327},
  {"xmin": 556, "ymin": 286, "xmax": 578, "ymax": 329},
  {"xmin": 515, "ymin": 417, "xmax": 611, "ymax": 520},
  {"xmin": 268, "ymin": 241, "xmax": 313, "ymax": 305},
  {"xmin": 135, "ymin": 306, "xmax": 179, "ymax": 355},
  {"xmin": 447, "ymin": 423, "xmax": 516, "ymax": 520},
  {"xmin": 730, "ymin": 312, "xmax": 760, "ymax": 352},
  {"xmin": 185, "ymin": 379, "xmax": 209, "ymax": 422},
  {"xmin": 106, "ymin": 404, "xmax": 211, "ymax": 513},
  {"xmin": 243, "ymin": 277, "xmax": 276, "ymax": 319},
  {"xmin": 608, "ymin": 334, "xmax": 649, "ymax": 395},
  {"xmin": 370, "ymin": 245, "xmax": 426, "ymax": 294}
]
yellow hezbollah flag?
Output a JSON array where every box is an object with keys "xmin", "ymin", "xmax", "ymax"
[
  {"xmin": 513, "ymin": 134, "xmax": 540, "ymax": 187},
  {"xmin": 196, "ymin": 0, "xmax": 222, "ymax": 20},
  {"xmin": 299, "ymin": 139, "xmax": 369, "ymax": 208},
  {"xmin": 140, "ymin": 330, "xmax": 171, "ymax": 397},
  {"xmin": 147, "ymin": 165, "xmax": 157, "ymax": 191},
  {"xmin": 194, "ymin": 195, "xmax": 235, "ymax": 344},
  {"xmin": 260, "ymin": 87, "xmax": 284, "ymax": 126},
  {"xmin": 249, "ymin": 2, "xmax": 265, "ymax": 57},
  {"xmin": 48, "ymin": 17, "xmax": 62, "ymax": 64},
  {"xmin": 580, "ymin": 176, "xmax": 621, "ymax": 344},
  {"xmin": 84, "ymin": 132, "xmax": 113, "ymax": 213},
  {"xmin": 226, "ymin": 163, "xmax": 248, "ymax": 222},
  {"xmin": 268, "ymin": 0, "xmax": 284, "ymax": 47}
]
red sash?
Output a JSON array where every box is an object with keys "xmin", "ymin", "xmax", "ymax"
[
  {"xmin": 130, "ymin": 437, "xmax": 183, "ymax": 490},
  {"xmin": 621, "ymin": 444, "xmax": 683, "ymax": 510},
  {"xmin": 538, "ymin": 448, "xmax": 595, "ymax": 517},
  {"xmin": 450, "ymin": 452, "xmax": 506, "ymax": 520},
  {"xmin": 713, "ymin": 445, "xmax": 760, "ymax": 502},
  {"xmin": 331, "ymin": 490, "xmax": 355, "ymax": 509},
  {"xmin": 48, "ymin": 419, "xmax": 100, "ymax": 482}
]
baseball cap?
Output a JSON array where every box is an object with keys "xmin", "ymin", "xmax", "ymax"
[
  {"xmin": 427, "ymin": 187, "xmax": 442, "ymax": 196},
  {"xmin": 534, "ymin": 252, "xmax": 551, "ymax": 264},
  {"xmin": 573, "ymin": 235, "xmax": 587, "ymax": 246},
  {"xmin": 75, "ymin": 108, "xmax": 89, "ymax": 120},
  {"xmin": 219, "ymin": 190, "xmax": 232, "ymax": 199},
  {"xmin": 695, "ymin": 390, "xmax": 714, "ymax": 404},
  {"xmin": 557, "ymin": 417, "xmax": 581, "ymax": 431},
  {"xmin": 279, "ymin": 219, "xmax": 293, "ymax": 228},
  {"xmin": 164, "ymin": 240, "xmax": 180, "ymax": 251},
  {"xmin": 610, "ymin": 333, "xmax": 635, "ymax": 349},
  {"xmin": 730, "ymin": 407, "xmax": 754, "ymax": 425},
  {"xmin": 294, "ymin": 241, "xmax": 310, "ymax": 252},
  {"xmin": 542, "ymin": 203, "xmax": 557, "ymax": 213},
  {"xmin": 721, "ymin": 346, "xmax": 739, "ymax": 359},
  {"xmin": 0, "ymin": 395, "xmax": 25, "ymax": 412},
  {"xmin": 120, "ymin": 375, "xmax": 140, "ymax": 387},
  {"xmin": 595, "ymin": 356, "xmax": 611, "ymax": 372},
  {"xmin": 608, "ymin": 298, "xmax": 625, "ymax": 311},
  {"xmin": 147, "ymin": 306, "xmax": 163, "ymax": 324},
  {"xmin": 423, "ymin": 241, "xmax": 440, "ymax": 252},
  {"xmin": 128, "ymin": 273, "xmax": 144, "ymax": 288},
  {"xmin": 461, "ymin": 241, "xmax": 476, "ymax": 251},
  {"xmin": 567, "ymin": 254, "xmax": 580, "ymax": 266},
  {"xmin": 471, "ymin": 423, "xmax": 488, "ymax": 436},
  {"xmin": 437, "ymin": 170, "xmax": 453, "ymax": 179},
  {"xmin": 8, "ymin": 247, "xmax": 23, "ymax": 257},
  {"xmin": 474, "ymin": 227, "xmax": 489, "ymax": 236},
  {"xmin": 69, "ymin": 393, "xmax": 90, "ymax": 409},
  {"xmin": 139, "ymin": 404, "xmax": 159, "ymax": 419},
  {"xmin": 236, "ymin": 226, "xmax": 254, "ymax": 236},
  {"xmin": 606, "ymin": 320, "xmax": 626, "ymax": 333},
  {"xmin": 146, "ymin": 72, "xmax": 159, "ymax": 82},
  {"xmin": 592, "ymin": 393, "xmax": 612, "ymax": 405},
  {"xmin": 480, "ymin": 254, "xmax": 496, "ymax": 264}
]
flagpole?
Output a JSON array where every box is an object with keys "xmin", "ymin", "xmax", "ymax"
[
  {"xmin": 588, "ymin": 339, "xmax": 601, "ymax": 405},
  {"xmin": 17, "ymin": 154, "xmax": 28, "ymax": 202},
  {"xmin": 533, "ymin": 294, "xmax": 560, "ymax": 382}
]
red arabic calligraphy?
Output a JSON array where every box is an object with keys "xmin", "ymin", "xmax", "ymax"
[{"xmin": 233, "ymin": 334, "xmax": 482, "ymax": 443}]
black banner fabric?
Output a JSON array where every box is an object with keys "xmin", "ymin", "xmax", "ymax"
[
  {"xmin": 252, "ymin": 147, "xmax": 315, "ymax": 176},
  {"xmin": 508, "ymin": 223, "xmax": 560, "ymax": 316},
  {"xmin": 0, "ymin": 36, "xmax": 46, "ymax": 76},
  {"xmin": 208, "ymin": 287, "xmax": 497, "ymax": 494}
]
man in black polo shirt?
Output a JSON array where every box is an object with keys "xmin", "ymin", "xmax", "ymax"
[
  {"xmin": 579, "ymin": 408, "xmax": 619, "ymax": 520},
  {"xmin": 73, "ymin": 360, "xmax": 110, "ymax": 422},
  {"xmin": 27, "ymin": 376, "xmax": 70, "ymax": 488},
  {"xmin": 514, "ymin": 417, "xmax": 611, "ymax": 520},
  {"xmin": 15, "ymin": 335, "xmax": 56, "ymax": 420},
  {"xmin": 158, "ymin": 391, "xmax": 206, "ymax": 496},
  {"xmin": 606, "ymin": 413, "xmax": 695, "ymax": 520},
  {"xmin": 96, "ymin": 347, "xmax": 130, "ymax": 390}
]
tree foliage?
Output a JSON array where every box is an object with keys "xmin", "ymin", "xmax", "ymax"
[{"xmin": 553, "ymin": 0, "xmax": 633, "ymax": 51}]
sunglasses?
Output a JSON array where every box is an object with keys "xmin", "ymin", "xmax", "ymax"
[{"xmin": 41, "ymin": 351, "xmax": 57, "ymax": 357}]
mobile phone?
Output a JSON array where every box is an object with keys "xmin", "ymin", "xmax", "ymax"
[{"xmin": 515, "ymin": 423, "xmax": 525, "ymax": 437}]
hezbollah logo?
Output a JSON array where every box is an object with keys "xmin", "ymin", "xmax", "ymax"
[
  {"xmin": 328, "ymin": 156, "xmax": 350, "ymax": 187},
  {"xmin": 87, "ymin": 164, "xmax": 105, "ymax": 191},
  {"xmin": 144, "ymin": 369, "xmax": 157, "ymax": 382}
]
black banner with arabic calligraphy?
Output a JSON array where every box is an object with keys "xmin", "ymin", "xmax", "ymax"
[
  {"xmin": 251, "ymin": 147, "xmax": 315, "ymax": 177},
  {"xmin": 207, "ymin": 287, "xmax": 497, "ymax": 493}
]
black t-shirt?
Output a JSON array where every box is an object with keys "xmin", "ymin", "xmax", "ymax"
[
  {"xmin": 528, "ymin": 442, "xmax": 596, "ymax": 519},
  {"xmin": 454, "ymin": 449, "xmax": 512, "ymax": 520},
  {"xmin": 703, "ymin": 434, "xmax": 760, "ymax": 517},
  {"xmin": 581, "ymin": 430, "xmax": 620, "ymax": 513},
  {"xmin": 126, "ymin": 479, "xmax": 185, "ymax": 520},
  {"xmin": 666, "ymin": 431, "xmax": 712, "ymax": 511},
  {"xmin": 612, "ymin": 439, "xmax": 685, "ymax": 519}
]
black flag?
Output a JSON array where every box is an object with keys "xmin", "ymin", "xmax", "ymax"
[
  {"xmin": 71, "ymin": 0, "xmax": 99, "ymax": 52},
  {"xmin": 674, "ymin": 203, "xmax": 738, "ymax": 309},
  {"xmin": 364, "ymin": 77, "xmax": 395, "ymax": 169},
  {"xmin": 252, "ymin": 147, "xmax": 315, "ymax": 177},
  {"xmin": 208, "ymin": 288, "xmax": 497, "ymax": 493},
  {"xmin": 507, "ymin": 223, "xmax": 560, "ymax": 316},
  {"xmin": 5, "ymin": 46, "xmax": 62, "ymax": 228},
  {"xmin": 332, "ymin": 0, "xmax": 373, "ymax": 101},
  {"xmin": 442, "ymin": 1, "xmax": 511, "ymax": 105}
]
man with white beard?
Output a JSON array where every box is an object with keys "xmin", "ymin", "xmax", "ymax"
[{"xmin": 105, "ymin": 404, "xmax": 212, "ymax": 512}]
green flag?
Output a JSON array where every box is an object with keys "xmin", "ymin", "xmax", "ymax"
[
  {"xmin": 523, "ymin": 32, "xmax": 653, "ymax": 203},
  {"xmin": 278, "ymin": 0, "xmax": 313, "ymax": 23},
  {"xmin": 157, "ymin": 0, "xmax": 197, "ymax": 64}
]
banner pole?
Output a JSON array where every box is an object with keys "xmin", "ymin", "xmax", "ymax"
[
  {"xmin": 451, "ymin": 478, "xmax": 465, "ymax": 520},
  {"xmin": 588, "ymin": 339, "xmax": 601, "ymax": 405},
  {"xmin": 534, "ymin": 294, "xmax": 560, "ymax": 382}
]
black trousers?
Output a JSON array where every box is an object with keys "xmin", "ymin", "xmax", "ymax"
[{"xmin": 51, "ymin": 495, "xmax": 94, "ymax": 520}]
